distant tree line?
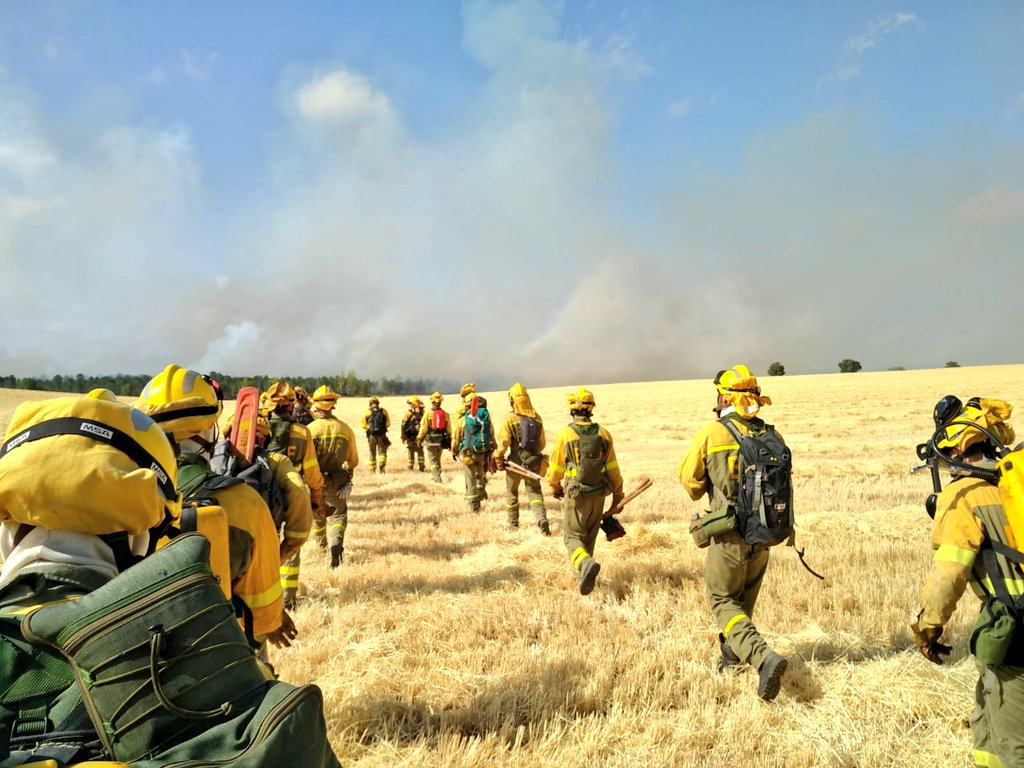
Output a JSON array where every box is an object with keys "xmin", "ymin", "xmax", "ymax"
[{"xmin": 0, "ymin": 370, "xmax": 455, "ymax": 399}]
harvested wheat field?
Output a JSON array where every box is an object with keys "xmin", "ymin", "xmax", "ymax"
[{"xmin": 2, "ymin": 364, "xmax": 1023, "ymax": 767}]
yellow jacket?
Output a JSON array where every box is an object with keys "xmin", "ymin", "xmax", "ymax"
[
  {"xmin": 265, "ymin": 451, "xmax": 313, "ymax": 549},
  {"xmin": 362, "ymin": 408, "xmax": 391, "ymax": 433},
  {"xmin": 308, "ymin": 413, "xmax": 359, "ymax": 488},
  {"xmin": 418, "ymin": 406, "xmax": 452, "ymax": 444},
  {"xmin": 545, "ymin": 417, "xmax": 624, "ymax": 504},
  {"xmin": 917, "ymin": 475, "xmax": 1018, "ymax": 632},
  {"xmin": 678, "ymin": 413, "xmax": 770, "ymax": 517},
  {"xmin": 211, "ymin": 482, "xmax": 284, "ymax": 639},
  {"xmin": 495, "ymin": 411, "xmax": 546, "ymax": 461}
]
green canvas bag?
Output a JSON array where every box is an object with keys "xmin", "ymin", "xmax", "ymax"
[{"xmin": 22, "ymin": 532, "xmax": 267, "ymax": 763}]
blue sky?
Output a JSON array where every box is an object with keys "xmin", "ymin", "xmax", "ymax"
[{"xmin": 1, "ymin": 1, "xmax": 1022, "ymax": 384}]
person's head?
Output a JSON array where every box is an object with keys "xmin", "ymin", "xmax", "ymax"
[
  {"xmin": 294, "ymin": 387, "xmax": 309, "ymax": 407},
  {"xmin": 508, "ymin": 382, "xmax": 535, "ymax": 416},
  {"xmin": 935, "ymin": 397, "xmax": 1014, "ymax": 462},
  {"xmin": 263, "ymin": 380, "xmax": 296, "ymax": 417},
  {"xmin": 408, "ymin": 395, "xmax": 423, "ymax": 411},
  {"xmin": 137, "ymin": 364, "xmax": 224, "ymax": 457},
  {"xmin": 714, "ymin": 364, "xmax": 771, "ymax": 419},
  {"xmin": 459, "ymin": 383, "xmax": 476, "ymax": 399},
  {"xmin": 369, "ymin": 395, "xmax": 380, "ymax": 410},
  {"xmin": 0, "ymin": 389, "xmax": 180, "ymax": 580},
  {"xmin": 311, "ymin": 384, "xmax": 340, "ymax": 414},
  {"xmin": 569, "ymin": 387, "xmax": 595, "ymax": 419},
  {"xmin": 430, "ymin": 391, "xmax": 443, "ymax": 408}
]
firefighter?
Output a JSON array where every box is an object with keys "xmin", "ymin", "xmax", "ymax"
[
  {"xmin": 402, "ymin": 396, "xmax": 427, "ymax": 471},
  {"xmin": 494, "ymin": 383, "xmax": 550, "ymax": 535},
  {"xmin": 308, "ymin": 385, "xmax": 359, "ymax": 568},
  {"xmin": 911, "ymin": 396, "xmax": 1024, "ymax": 767},
  {"xmin": 292, "ymin": 387, "xmax": 314, "ymax": 425},
  {"xmin": 677, "ymin": 365, "xmax": 788, "ymax": 702},
  {"xmin": 452, "ymin": 392, "xmax": 495, "ymax": 512},
  {"xmin": 361, "ymin": 396, "xmax": 391, "ymax": 473},
  {"xmin": 417, "ymin": 391, "xmax": 452, "ymax": 483},
  {"xmin": 137, "ymin": 366, "xmax": 288, "ymax": 644},
  {"xmin": 545, "ymin": 388, "xmax": 623, "ymax": 595},
  {"xmin": 219, "ymin": 410, "xmax": 313, "ymax": 565},
  {"xmin": 263, "ymin": 380, "xmax": 327, "ymax": 611}
]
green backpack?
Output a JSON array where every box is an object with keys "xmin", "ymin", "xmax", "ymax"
[
  {"xmin": 18, "ymin": 533, "xmax": 340, "ymax": 767},
  {"xmin": 569, "ymin": 423, "xmax": 606, "ymax": 494}
]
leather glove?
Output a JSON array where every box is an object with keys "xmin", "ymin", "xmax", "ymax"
[
  {"xmin": 552, "ymin": 485, "xmax": 565, "ymax": 500},
  {"xmin": 267, "ymin": 610, "xmax": 298, "ymax": 648},
  {"xmin": 911, "ymin": 620, "xmax": 952, "ymax": 665},
  {"xmin": 494, "ymin": 456, "xmax": 505, "ymax": 471}
]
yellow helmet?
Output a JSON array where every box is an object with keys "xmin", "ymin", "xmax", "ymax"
[
  {"xmin": 430, "ymin": 391, "xmax": 443, "ymax": 404},
  {"xmin": 459, "ymin": 383, "xmax": 476, "ymax": 399},
  {"xmin": 256, "ymin": 415, "xmax": 272, "ymax": 440},
  {"xmin": 369, "ymin": 395, "xmax": 380, "ymax": 406},
  {"xmin": 0, "ymin": 390, "xmax": 180, "ymax": 535},
  {"xmin": 312, "ymin": 384, "xmax": 340, "ymax": 409},
  {"xmin": 571, "ymin": 388, "xmax": 596, "ymax": 411},
  {"xmin": 136, "ymin": 364, "xmax": 223, "ymax": 441},
  {"xmin": 936, "ymin": 398, "xmax": 1015, "ymax": 455},
  {"xmin": 508, "ymin": 382, "xmax": 527, "ymax": 400},
  {"xmin": 264, "ymin": 380, "xmax": 296, "ymax": 406},
  {"xmin": 407, "ymin": 395, "xmax": 423, "ymax": 408},
  {"xmin": 715, "ymin": 364, "xmax": 771, "ymax": 418},
  {"xmin": 258, "ymin": 391, "xmax": 274, "ymax": 417}
]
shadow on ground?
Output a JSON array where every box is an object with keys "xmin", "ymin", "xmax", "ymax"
[{"xmin": 339, "ymin": 659, "xmax": 596, "ymax": 749}]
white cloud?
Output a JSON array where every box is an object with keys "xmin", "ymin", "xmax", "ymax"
[
  {"xmin": 180, "ymin": 51, "xmax": 217, "ymax": 82},
  {"xmin": 667, "ymin": 98, "xmax": 692, "ymax": 118},
  {"xmin": 294, "ymin": 69, "xmax": 394, "ymax": 124},
  {"xmin": 955, "ymin": 189, "xmax": 1024, "ymax": 221},
  {"xmin": 599, "ymin": 33, "xmax": 652, "ymax": 81},
  {"xmin": 1005, "ymin": 90, "xmax": 1024, "ymax": 122},
  {"xmin": 821, "ymin": 12, "xmax": 919, "ymax": 88},
  {"xmin": 138, "ymin": 66, "xmax": 168, "ymax": 86}
]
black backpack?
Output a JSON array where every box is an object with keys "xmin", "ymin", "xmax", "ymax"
[
  {"xmin": 518, "ymin": 415, "xmax": 542, "ymax": 454},
  {"xmin": 209, "ymin": 441, "xmax": 288, "ymax": 529},
  {"xmin": 402, "ymin": 413, "xmax": 421, "ymax": 441},
  {"xmin": 367, "ymin": 409, "xmax": 388, "ymax": 436},
  {"xmin": 720, "ymin": 417, "xmax": 794, "ymax": 546}
]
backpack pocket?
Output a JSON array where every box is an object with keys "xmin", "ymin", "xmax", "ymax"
[
  {"xmin": 696, "ymin": 509, "xmax": 738, "ymax": 542},
  {"xmin": 23, "ymin": 533, "xmax": 267, "ymax": 763},
  {"xmin": 970, "ymin": 598, "xmax": 1017, "ymax": 667}
]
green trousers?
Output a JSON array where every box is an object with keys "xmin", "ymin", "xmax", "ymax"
[
  {"xmin": 281, "ymin": 550, "xmax": 300, "ymax": 610},
  {"xmin": 562, "ymin": 491, "xmax": 604, "ymax": 572},
  {"xmin": 367, "ymin": 435, "xmax": 388, "ymax": 471},
  {"xmin": 461, "ymin": 453, "xmax": 488, "ymax": 511},
  {"xmin": 705, "ymin": 532, "xmax": 774, "ymax": 669},
  {"xmin": 425, "ymin": 443, "xmax": 444, "ymax": 482},
  {"xmin": 324, "ymin": 483, "xmax": 349, "ymax": 551},
  {"xmin": 406, "ymin": 442, "xmax": 425, "ymax": 470},
  {"xmin": 505, "ymin": 461, "xmax": 547, "ymax": 527},
  {"xmin": 972, "ymin": 660, "xmax": 1024, "ymax": 767}
]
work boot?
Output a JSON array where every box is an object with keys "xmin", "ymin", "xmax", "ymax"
[
  {"xmin": 756, "ymin": 653, "xmax": 788, "ymax": 701},
  {"xmin": 717, "ymin": 633, "xmax": 740, "ymax": 673},
  {"xmin": 330, "ymin": 544, "xmax": 343, "ymax": 569},
  {"xmin": 407, "ymin": 463, "xmax": 414, "ymax": 470},
  {"xmin": 538, "ymin": 519, "xmax": 551, "ymax": 536},
  {"xmin": 578, "ymin": 557, "xmax": 601, "ymax": 596},
  {"xmin": 506, "ymin": 522, "xmax": 519, "ymax": 532}
]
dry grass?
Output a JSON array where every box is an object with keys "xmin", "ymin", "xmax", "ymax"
[{"xmin": 2, "ymin": 365, "xmax": 1023, "ymax": 767}]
